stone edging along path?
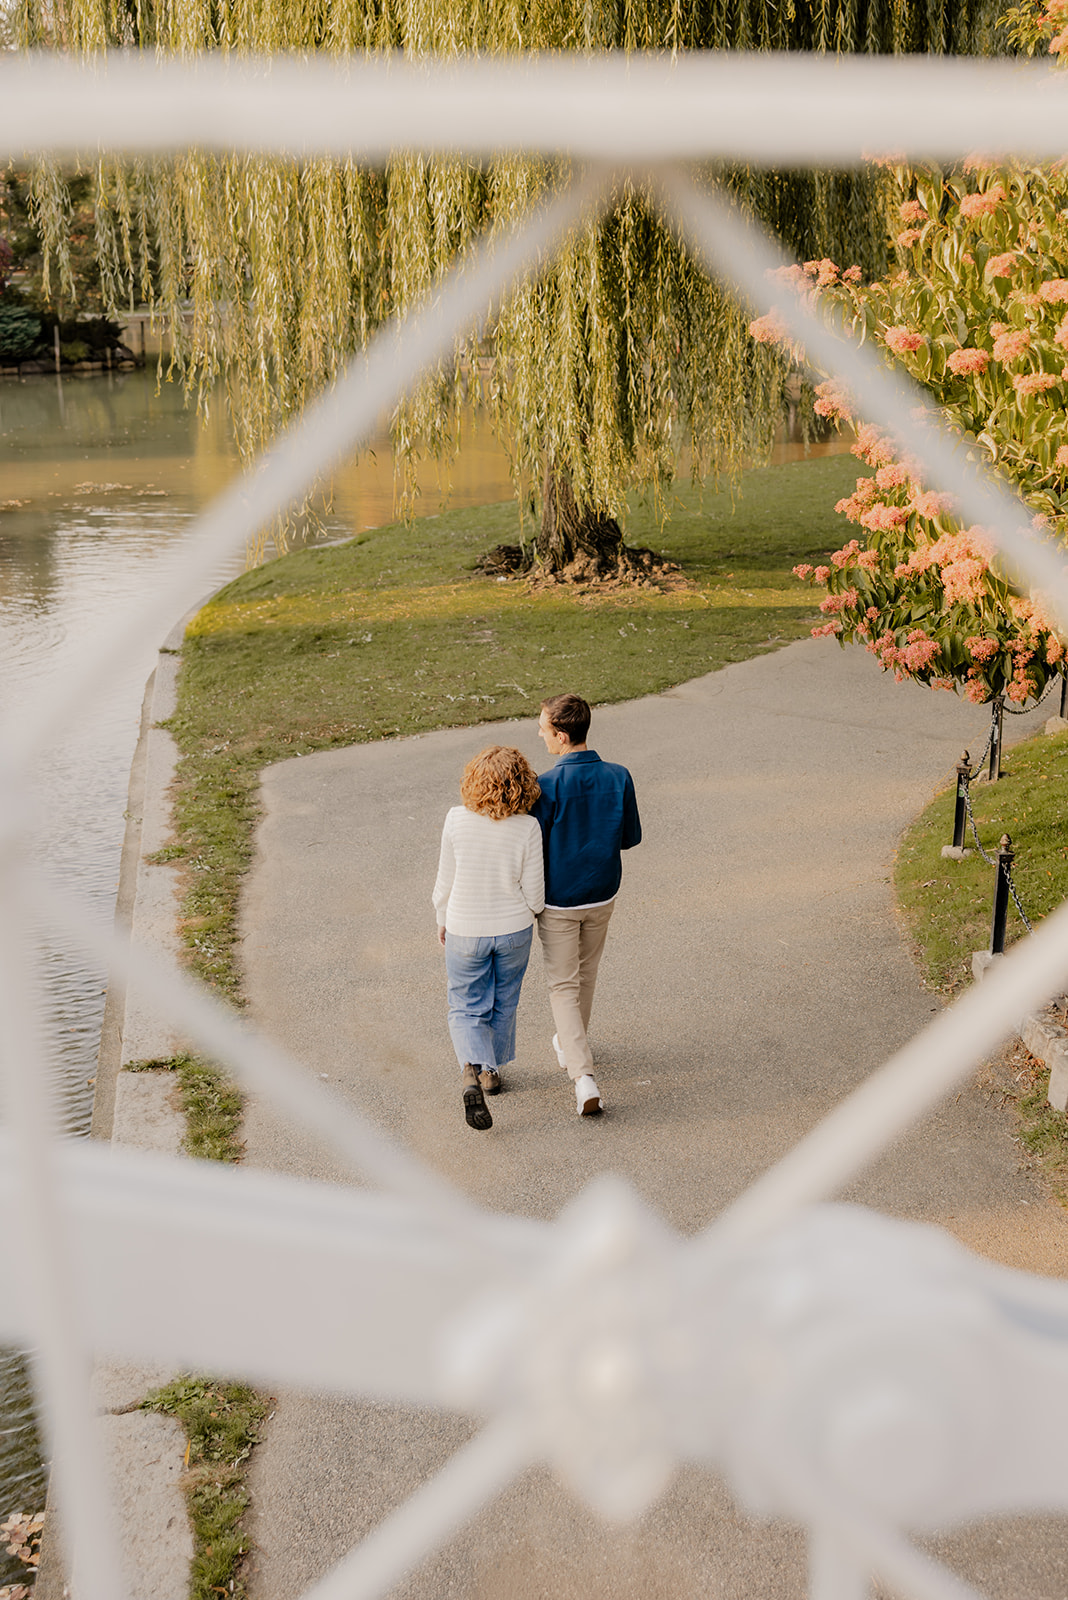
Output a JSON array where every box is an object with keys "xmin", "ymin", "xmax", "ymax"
[{"xmin": 36, "ymin": 614, "xmax": 195, "ymax": 1600}]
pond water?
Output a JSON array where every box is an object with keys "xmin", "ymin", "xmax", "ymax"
[{"xmin": 0, "ymin": 366, "xmax": 517, "ymax": 1586}]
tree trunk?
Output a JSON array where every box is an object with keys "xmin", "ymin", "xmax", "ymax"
[
  {"xmin": 536, "ymin": 466, "xmax": 626, "ymax": 578},
  {"xmin": 475, "ymin": 465, "xmax": 681, "ymax": 587}
]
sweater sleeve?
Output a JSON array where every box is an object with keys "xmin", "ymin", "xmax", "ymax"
[
  {"xmin": 621, "ymin": 772, "xmax": 642, "ymax": 850},
  {"xmin": 520, "ymin": 817, "xmax": 546, "ymax": 915},
  {"xmin": 432, "ymin": 813, "xmax": 456, "ymax": 925}
]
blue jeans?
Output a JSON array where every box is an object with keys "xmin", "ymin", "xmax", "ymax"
[{"xmin": 444, "ymin": 926, "xmax": 534, "ymax": 1069}]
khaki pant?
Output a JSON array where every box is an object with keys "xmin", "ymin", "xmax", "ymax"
[{"xmin": 536, "ymin": 901, "xmax": 615, "ymax": 1079}]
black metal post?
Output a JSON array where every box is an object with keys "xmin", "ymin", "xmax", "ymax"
[
  {"xmin": 951, "ymin": 752, "xmax": 970, "ymax": 850},
  {"xmin": 990, "ymin": 833, "xmax": 1014, "ymax": 955},
  {"xmin": 988, "ymin": 695, "xmax": 1004, "ymax": 783},
  {"xmin": 1061, "ymin": 672, "xmax": 1068, "ymax": 721}
]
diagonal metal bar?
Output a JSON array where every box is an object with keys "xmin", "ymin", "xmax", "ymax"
[
  {"xmin": 300, "ymin": 1417, "xmax": 532, "ymax": 1600},
  {"xmin": 701, "ymin": 896, "xmax": 1068, "ymax": 1251},
  {"xmin": 806, "ymin": 1492, "xmax": 987, "ymax": 1600},
  {"xmin": 1, "ymin": 163, "xmax": 617, "ymax": 772},
  {"xmin": 802, "ymin": 1488, "xmax": 987, "ymax": 1600},
  {"xmin": 2, "ymin": 52, "xmax": 1068, "ymax": 166},
  {"xmin": 808, "ymin": 1529, "xmax": 871, "ymax": 1600},
  {"xmin": 31, "ymin": 865, "xmax": 532, "ymax": 1225}
]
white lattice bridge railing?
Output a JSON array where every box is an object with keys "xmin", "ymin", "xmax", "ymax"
[{"xmin": 2, "ymin": 49, "xmax": 1068, "ymax": 1600}]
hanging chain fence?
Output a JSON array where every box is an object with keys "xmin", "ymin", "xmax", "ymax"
[
  {"xmin": 1002, "ymin": 674, "xmax": 1063, "ymax": 715},
  {"xmin": 959, "ymin": 769, "xmax": 1036, "ymax": 936}
]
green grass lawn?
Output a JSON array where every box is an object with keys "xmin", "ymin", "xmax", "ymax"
[
  {"xmin": 895, "ymin": 726, "xmax": 1068, "ymax": 1199},
  {"xmin": 168, "ymin": 452, "xmax": 860, "ymax": 1001},
  {"xmin": 894, "ymin": 727, "xmax": 1068, "ymax": 996}
]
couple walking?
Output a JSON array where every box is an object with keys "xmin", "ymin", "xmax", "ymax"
[{"xmin": 432, "ymin": 693, "xmax": 642, "ymax": 1132}]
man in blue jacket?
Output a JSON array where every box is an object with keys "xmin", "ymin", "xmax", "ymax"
[{"xmin": 532, "ymin": 692, "xmax": 642, "ymax": 1116}]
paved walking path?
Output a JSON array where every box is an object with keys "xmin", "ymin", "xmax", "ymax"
[{"xmin": 238, "ymin": 637, "xmax": 1068, "ymax": 1600}]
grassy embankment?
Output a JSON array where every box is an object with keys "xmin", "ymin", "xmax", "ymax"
[
  {"xmin": 895, "ymin": 726, "xmax": 1068, "ymax": 1196},
  {"xmin": 166, "ymin": 453, "xmax": 859, "ymax": 1001},
  {"xmin": 138, "ymin": 1378, "xmax": 268, "ymax": 1600}
]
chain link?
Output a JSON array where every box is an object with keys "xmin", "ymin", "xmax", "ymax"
[
  {"xmin": 1002, "ymin": 674, "xmax": 1062, "ymax": 715},
  {"xmin": 960, "ymin": 776, "xmax": 998, "ymax": 866},
  {"xmin": 1006, "ymin": 866, "xmax": 1034, "ymax": 934},
  {"xmin": 959, "ymin": 771, "xmax": 1036, "ymax": 933},
  {"xmin": 955, "ymin": 681, "xmax": 1056, "ymax": 937},
  {"xmin": 965, "ymin": 722, "xmax": 994, "ymax": 782}
]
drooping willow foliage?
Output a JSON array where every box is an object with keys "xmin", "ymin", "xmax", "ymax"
[{"xmin": 20, "ymin": 0, "xmax": 1010, "ymax": 555}]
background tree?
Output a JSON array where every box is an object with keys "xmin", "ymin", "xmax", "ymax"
[
  {"xmin": 21, "ymin": 0, "xmax": 1006, "ymax": 572},
  {"xmin": 1, "ymin": 168, "xmax": 105, "ymax": 315}
]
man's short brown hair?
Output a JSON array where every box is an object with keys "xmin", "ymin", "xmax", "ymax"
[{"xmin": 541, "ymin": 693, "xmax": 591, "ymax": 745}]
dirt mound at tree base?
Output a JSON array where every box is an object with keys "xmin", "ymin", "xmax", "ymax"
[{"xmin": 474, "ymin": 541, "xmax": 686, "ymax": 594}]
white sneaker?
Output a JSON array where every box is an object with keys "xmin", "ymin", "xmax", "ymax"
[
  {"xmin": 575, "ymin": 1073, "xmax": 602, "ymax": 1116},
  {"xmin": 552, "ymin": 1033, "xmax": 567, "ymax": 1071}
]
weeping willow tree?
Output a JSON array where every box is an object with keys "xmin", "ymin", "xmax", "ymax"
[{"xmin": 22, "ymin": 0, "xmax": 1007, "ymax": 574}]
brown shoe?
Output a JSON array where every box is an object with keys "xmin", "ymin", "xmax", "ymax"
[
  {"xmin": 462, "ymin": 1063, "xmax": 492, "ymax": 1131},
  {"xmin": 478, "ymin": 1068, "xmax": 501, "ymax": 1095}
]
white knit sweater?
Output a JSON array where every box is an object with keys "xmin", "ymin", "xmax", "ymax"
[{"xmin": 433, "ymin": 806, "xmax": 545, "ymax": 935}]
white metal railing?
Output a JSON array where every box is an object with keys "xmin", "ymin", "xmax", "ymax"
[{"xmin": 2, "ymin": 50, "xmax": 1068, "ymax": 1600}]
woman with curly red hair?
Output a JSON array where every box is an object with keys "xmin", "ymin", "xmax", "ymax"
[{"xmin": 433, "ymin": 745, "xmax": 545, "ymax": 1131}]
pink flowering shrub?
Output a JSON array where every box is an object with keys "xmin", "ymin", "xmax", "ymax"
[
  {"xmin": 812, "ymin": 379, "xmax": 854, "ymax": 421},
  {"xmin": 1013, "ymin": 371, "xmax": 1061, "ymax": 397},
  {"xmin": 748, "ymin": 52, "xmax": 1068, "ymax": 705},
  {"xmin": 884, "ymin": 325, "xmax": 925, "ymax": 355},
  {"xmin": 748, "ymin": 311, "xmax": 789, "ymax": 345},
  {"xmin": 788, "ymin": 412, "xmax": 1063, "ymax": 696},
  {"xmin": 959, "ymin": 187, "xmax": 1007, "ymax": 220},
  {"xmin": 946, "ymin": 346, "xmax": 990, "ymax": 376},
  {"xmin": 992, "ymin": 328, "xmax": 1031, "ymax": 361}
]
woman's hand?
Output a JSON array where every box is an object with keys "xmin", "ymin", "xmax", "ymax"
[{"xmin": 438, "ymin": 925, "xmax": 446, "ymax": 946}]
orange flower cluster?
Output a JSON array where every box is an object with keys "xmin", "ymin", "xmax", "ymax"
[
  {"xmin": 959, "ymin": 187, "xmax": 1007, "ymax": 219},
  {"xmin": 748, "ymin": 147, "xmax": 1068, "ymax": 706},
  {"xmin": 1013, "ymin": 371, "xmax": 1060, "ymax": 396},
  {"xmin": 947, "ymin": 346, "xmax": 990, "ymax": 376},
  {"xmin": 884, "ymin": 325, "xmax": 926, "ymax": 355}
]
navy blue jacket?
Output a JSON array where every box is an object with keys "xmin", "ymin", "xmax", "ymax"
[{"xmin": 531, "ymin": 750, "xmax": 641, "ymax": 907}]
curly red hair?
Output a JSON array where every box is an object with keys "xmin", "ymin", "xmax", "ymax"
[{"xmin": 460, "ymin": 746, "xmax": 541, "ymax": 819}]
